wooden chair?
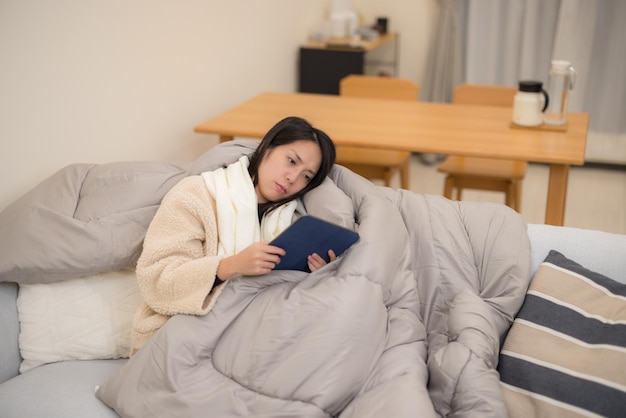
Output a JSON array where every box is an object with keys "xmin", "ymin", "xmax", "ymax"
[
  {"xmin": 336, "ymin": 75, "xmax": 418, "ymax": 189},
  {"xmin": 437, "ymin": 84, "xmax": 527, "ymax": 212}
]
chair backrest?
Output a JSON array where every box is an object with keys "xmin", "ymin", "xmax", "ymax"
[
  {"xmin": 452, "ymin": 84, "xmax": 517, "ymax": 107},
  {"xmin": 339, "ymin": 75, "xmax": 419, "ymax": 101}
]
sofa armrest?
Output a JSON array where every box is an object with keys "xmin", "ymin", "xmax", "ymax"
[
  {"xmin": 0, "ymin": 282, "xmax": 21, "ymax": 383},
  {"xmin": 527, "ymin": 224, "xmax": 626, "ymax": 283}
]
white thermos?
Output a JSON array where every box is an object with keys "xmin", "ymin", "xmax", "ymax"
[
  {"xmin": 513, "ymin": 81, "xmax": 549, "ymax": 127},
  {"xmin": 544, "ymin": 60, "xmax": 576, "ymax": 126}
]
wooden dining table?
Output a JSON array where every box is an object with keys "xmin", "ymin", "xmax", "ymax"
[{"xmin": 194, "ymin": 91, "xmax": 589, "ymax": 226}]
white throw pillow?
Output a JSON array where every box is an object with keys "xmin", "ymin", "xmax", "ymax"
[{"xmin": 17, "ymin": 269, "xmax": 141, "ymax": 373}]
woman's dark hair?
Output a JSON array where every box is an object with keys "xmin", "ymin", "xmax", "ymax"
[{"xmin": 248, "ymin": 116, "xmax": 336, "ymax": 214}]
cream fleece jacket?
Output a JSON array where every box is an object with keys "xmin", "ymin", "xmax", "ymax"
[{"xmin": 130, "ymin": 175, "xmax": 225, "ymax": 355}]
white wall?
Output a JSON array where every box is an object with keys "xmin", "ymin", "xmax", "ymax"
[
  {"xmin": 0, "ymin": 0, "xmax": 437, "ymax": 211},
  {"xmin": 355, "ymin": 0, "xmax": 438, "ymax": 83}
]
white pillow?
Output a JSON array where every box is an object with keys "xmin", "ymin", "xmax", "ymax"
[{"xmin": 17, "ymin": 269, "xmax": 141, "ymax": 373}]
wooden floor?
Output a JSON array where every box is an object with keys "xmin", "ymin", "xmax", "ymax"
[{"xmin": 387, "ymin": 154, "xmax": 626, "ymax": 235}]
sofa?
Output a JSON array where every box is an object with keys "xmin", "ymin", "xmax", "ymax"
[
  {"xmin": 0, "ymin": 222, "xmax": 624, "ymax": 417},
  {"xmin": 1, "ymin": 139, "xmax": 625, "ymax": 416}
]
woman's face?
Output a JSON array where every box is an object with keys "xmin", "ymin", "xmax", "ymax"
[{"xmin": 255, "ymin": 139, "xmax": 322, "ymax": 203}]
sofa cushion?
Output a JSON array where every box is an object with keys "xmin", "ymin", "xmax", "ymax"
[
  {"xmin": 498, "ymin": 250, "xmax": 626, "ymax": 418},
  {"xmin": 527, "ymin": 223, "xmax": 626, "ymax": 283},
  {"xmin": 0, "ymin": 282, "xmax": 20, "ymax": 384},
  {"xmin": 17, "ymin": 270, "xmax": 141, "ymax": 372},
  {"xmin": 0, "ymin": 359, "xmax": 125, "ymax": 418}
]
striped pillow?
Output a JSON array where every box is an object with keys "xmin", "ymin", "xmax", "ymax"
[{"xmin": 498, "ymin": 250, "xmax": 626, "ymax": 418}]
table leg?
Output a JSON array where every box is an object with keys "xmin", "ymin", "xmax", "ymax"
[
  {"xmin": 545, "ymin": 164, "xmax": 570, "ymax": 226},
  {"xmin": 219, "ymin": 135, "xmax": 234, "ymax": 143}
]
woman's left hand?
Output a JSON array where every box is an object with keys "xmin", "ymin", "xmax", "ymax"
[{"xmin": 307, "ymin": 249, "xmax": 336, "ymax": 272}]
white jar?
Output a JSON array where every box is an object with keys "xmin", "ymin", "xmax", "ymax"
[{"xmin": 513, "ymin": 81, "xmax": 548, "ymax": 127}]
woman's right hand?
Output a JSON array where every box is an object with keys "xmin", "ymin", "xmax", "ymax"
[{"xmin": 217, "ymin": 242, "xmax": 286, "ymax": 280}]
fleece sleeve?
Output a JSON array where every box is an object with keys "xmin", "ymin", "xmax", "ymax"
[{"xmin": 136, "ymin": 175, "xmax": 222, "ymax": 316}]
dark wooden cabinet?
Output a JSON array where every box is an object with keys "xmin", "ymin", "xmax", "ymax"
[
  {"xmin": 299, "ymin": 48, "xmax": 364, "ymax": 95},
  {"xmin": 298, "ymin": 33, "xmax": 398, "ymax": 95}
]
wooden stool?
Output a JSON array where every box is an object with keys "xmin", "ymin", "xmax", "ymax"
[
  {"xmin": 439, "ymin": 156, "xmax": 527, "ymax": 211},
  {"xmin": 337, "ymin": 75, "xmax": 418, "ymax": 189},
  {"xmin": 437, "ymin": 84, "xmax": 527, "ymax": 211},
  {"xmin": 336, "ymin": 147, "xmax": 410, "ymax": 189}
]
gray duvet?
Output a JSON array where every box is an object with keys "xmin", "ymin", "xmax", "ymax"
[{"xmin": 1, "ymin": 140, "xmax": 531, "ymax": 417}]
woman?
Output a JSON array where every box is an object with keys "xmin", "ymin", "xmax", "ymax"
[{"xmin": 130, "ymin": 116, "xmax": 336, "ymax": 355}]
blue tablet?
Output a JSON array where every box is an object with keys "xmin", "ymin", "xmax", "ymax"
[{"xmin": 270, "ymin": 215, "xmax": 359, "ymax": 272}]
